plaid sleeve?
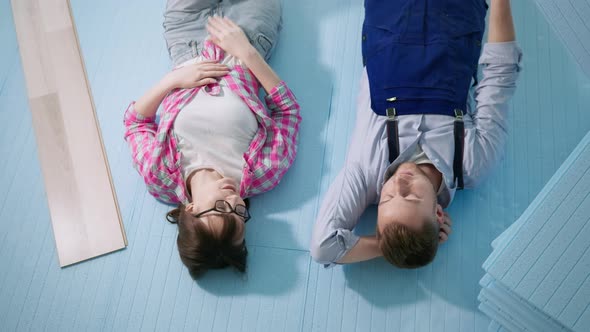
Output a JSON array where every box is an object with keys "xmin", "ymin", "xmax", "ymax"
[
  {"xmin": 263, "ymin": 81, "xmax": 302, "ymax": 168},
  {"xmin": 123, "ymin": 102, "xmax": 158, "ymax": 179}
]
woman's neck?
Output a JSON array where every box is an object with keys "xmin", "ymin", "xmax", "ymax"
[{"xmin": 188, "ymin": 168, "xmax": 222, "ymax": 208}]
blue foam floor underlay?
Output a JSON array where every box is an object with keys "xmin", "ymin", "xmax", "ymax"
[
  {"xmin": 1, "ymin": 0, "xmax": 589, "ymax": 331},
  {"xmin": 532, "ymin": 0, "xmax": 590, "ymax": 78},
  {"xmin": 480, "ymin": 133, "xmax": 590, "ymax": 332}
]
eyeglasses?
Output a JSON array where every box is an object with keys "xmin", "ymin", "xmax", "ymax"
[{"xmin": 194, "ymin": 200, "xmax": 251, "ymax": 223}]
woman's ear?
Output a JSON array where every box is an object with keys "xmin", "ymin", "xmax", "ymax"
[{"xmin": 185, "ymin": 202, "xmax": 194, "ymax": 212}]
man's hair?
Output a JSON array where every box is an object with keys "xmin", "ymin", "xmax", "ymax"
[
  {"xmin": 166, "ymin": 205, "xmax": 248, "ymax": 278},
  {"xmin": 377, "ymin": 218, "xmax": 439, "ymax": 269}
]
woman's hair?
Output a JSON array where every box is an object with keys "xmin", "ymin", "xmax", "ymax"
[{"xmin": 166, "ymin": 203, "xmax": 248, "ymax": 278}]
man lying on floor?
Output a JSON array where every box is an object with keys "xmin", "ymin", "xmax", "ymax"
[{"xmin": 311, "ymin": 0, "xmax": 522, "ymax": 268}]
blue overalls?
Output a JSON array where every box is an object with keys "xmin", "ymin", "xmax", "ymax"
[{"xmin": 362, "ymin": 0, "xmax": 488, "ymax": 189}]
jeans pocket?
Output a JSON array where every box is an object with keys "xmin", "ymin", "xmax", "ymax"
[{"xmin": 255, "ymin": 33, "xmax": 274, "ymax": 58}]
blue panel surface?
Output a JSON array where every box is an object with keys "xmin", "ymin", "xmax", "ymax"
[{"xmin": 533, "ymin": 0, "xmax": 590, "ymax": 77}]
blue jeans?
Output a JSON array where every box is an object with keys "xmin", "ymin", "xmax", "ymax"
[{"xmin": 163, "ymin": 0, "xmax": 282, "ymax": 66}]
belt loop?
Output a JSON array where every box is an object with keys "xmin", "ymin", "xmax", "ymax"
[{"xmin": 189, "ymin": 40, "xmax": 198, "ymax": 58}]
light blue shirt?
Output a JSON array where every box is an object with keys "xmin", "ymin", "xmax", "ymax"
[{"xmin": 311, "ymin": 42, "xmax": 523, "ymax": 266}]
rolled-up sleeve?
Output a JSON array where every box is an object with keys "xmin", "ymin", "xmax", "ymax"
[
  {"xmin": 310, "ymin": 164, "xmax": 374, "ymax": 267},
  {"xmin": 463, "ymin": 41, "xmax": 523, "ymax": 187},
  {"xmin": 123, "ymin": 102, "xmax": 158, "ymax": 179},
  {"xmin": 260, "ymin": 81, "xmax": 302, "ymax": 178}
]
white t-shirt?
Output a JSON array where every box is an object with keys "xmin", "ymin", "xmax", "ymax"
[{"xmin": 173, "ymin": 56, "xmax": 258, "ymax": 185}]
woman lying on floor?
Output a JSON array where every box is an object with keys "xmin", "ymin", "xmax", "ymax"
[{"xmin": 124, "ymin": 0, "xmax": 301, "ymax": 278}]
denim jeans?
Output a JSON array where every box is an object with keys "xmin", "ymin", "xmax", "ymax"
[{"xmin": 163, "ymin": 0, "xmax": 282, "ymax": 66}]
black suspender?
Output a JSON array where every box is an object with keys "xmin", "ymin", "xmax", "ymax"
[
  {"xmin": 386, "ymin": 108, "xmax": 465, "ymax": 190},
  {"xmin": 386, "ymin": 108, "xmax": 400, "ymax": 164},
  {"xmin": 453, "ymin": 109, "xmax": 465, "ymax": 190}
]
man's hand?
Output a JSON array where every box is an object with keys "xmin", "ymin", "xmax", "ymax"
[
  {"xmin": 207, "ymin": 16, "xmax": 257, "ymax": 61},
  {"xmin": 164, "ymin": 60, "xmax": 229, "ymax": 90},
  {"xmin": 439, "ymin": 212, "xmax": 453, "ymax": 244}
]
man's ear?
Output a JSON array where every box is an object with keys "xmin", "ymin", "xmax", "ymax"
[{"xmin": 435, "ymin": 204, "xmax": 445, "ymax": 225}]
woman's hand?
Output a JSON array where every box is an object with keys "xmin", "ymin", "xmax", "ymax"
[
  {"xmin": 206, "ymin": 16, "xmax": 257, "ymax": 61},
  {"xmin": 439, "ymin": 212, "xmax": 453, "ymax": 244},
  {"xmin": 164, "ymin": 60, "xmax": 229, "ymax": 89}
]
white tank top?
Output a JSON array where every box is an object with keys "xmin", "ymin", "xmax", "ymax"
[{"xmin": 173, "ymin": 56, "xmax": 258, "ymax": 184}]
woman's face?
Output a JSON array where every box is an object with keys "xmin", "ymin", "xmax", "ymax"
[
  {"xmin": 187, "ymin": 176, "xmax": 247, "ymax": 244},
  {"xmin": 191, "ymin": 177, "xmax": 246, "ymax": 212}
]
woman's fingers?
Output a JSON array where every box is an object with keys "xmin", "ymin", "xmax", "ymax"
[
  {"xmin": 188, "ymin": 63, "xmax": 230, "ymax": 78},
  {"xmin": 205, "ymin": 15, "xmax": 252, "ymax": 60},
  {"xmin": 194, "ymin": 78, "xmax": 217, "ymax": 86},
  {"xmin": 207, "ymin": 16, "xmax": 226, "ymax": 35},
  {"xmin": 222, "ymin": 16, "xmax": 239, "ymax": 29},
  {"xmin": 198, "ymin": 59, "xmax": 218, "ymax": 65},
  {"xmin": 212, "ymin": 15, "xmax": 233, "ymax": 30},
  {"xmin": 206, "ymin": 22, "xmax": 222, "ymax": 38},
  {"xmin": 197, "ymin": 64, "xmax": 229, "ymax": 72},
  {"xmin": 201, "ymin": 70, "xmax": 230, "ymax": 78}
]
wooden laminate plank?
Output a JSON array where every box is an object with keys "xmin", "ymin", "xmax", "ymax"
[{"xmin": 11, "ymin": 0, "xmax": 126, "ymax": 267}]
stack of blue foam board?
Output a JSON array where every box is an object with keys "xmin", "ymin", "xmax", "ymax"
[
  {"xmin": 478, "ymin": 131, "xmax": 590, "ymax": 332},
  {"xmin": 532, "ymin": 0, "xmax": 590, "ymax": 78}
]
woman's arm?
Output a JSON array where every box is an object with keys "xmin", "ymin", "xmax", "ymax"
[
  {"xmin": 207, "ymin": 16, "xmax": 281, "ymax": 93},
  {"xmin": 134, "ymin": 60, "xmax": 230, "ymax": 118},
  {"xmin": 134, "ymin": 78, "xmax": 176, "ymax": 119}
]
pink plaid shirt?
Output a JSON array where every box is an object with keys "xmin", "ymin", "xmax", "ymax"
[{"xmin": 124, "ymin": 40, "xmax": 301, "ymax": 205}]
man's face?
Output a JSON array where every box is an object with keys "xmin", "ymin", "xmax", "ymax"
[{"xmin": 377, "ymin": 163, "xmax": 440, "ymax": 232}]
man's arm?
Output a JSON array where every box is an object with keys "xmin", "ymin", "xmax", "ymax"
[
  {"xmin": 488, "ymin": 0, "xmax": 516, "ymax": 43},
  {"xmin": 311, "ymin": 68, "xmax": 386, "ymax": 266},
  {"xmin": 310, "ymin": 164, "xmax": 377, "ymax": 266},
  {"xmin": 463, "ymin": 0, "xmax": 522, "ymax": 186},
  {"xmin": 336, "ymin": 236, "xmax": 382, "ymax": 264}
]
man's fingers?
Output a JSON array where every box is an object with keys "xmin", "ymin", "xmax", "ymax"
[
  {"xmin": 439, "ymin": 232, "xmax": 448, "ymax": 244},
  {"xmin": 443, "ymin": 212, "xmax": 453, "ymax": 226},
  {"xmin": 440, "ymin": 223, "xmax": 452, "ymax": 236}
]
